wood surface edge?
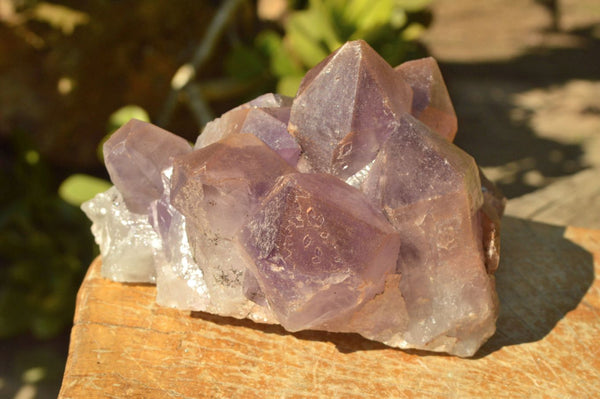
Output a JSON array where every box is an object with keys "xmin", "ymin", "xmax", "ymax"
[{"xmin": 58, "ymin": 223, "xmax": 600, "ymax": 398}]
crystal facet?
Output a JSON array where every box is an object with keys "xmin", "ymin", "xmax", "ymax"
[
  {"xmin": 194, "ymin": 103, "xmax": 300, "ymax": 166},
  {"xmin": 238, "ymin": 172, "xmax": 401, "ymax": 332},
  {"xmin": 288, "ymin": 40, "xmax": 413, "ymax": 178},
  {"xmin": 82, "ymin": 40, "xmax": 504, "ymax": 357},
  {"xmin": 104, "ymin": 119, "xmax": 192, "ymax": 214},
  {"xmin": 170, "ymin": 134, "xmax": 295, "ymax": 317},
  {"xmin": 395, "ymin": 57, "xmax": 458, "ymax": 142}
]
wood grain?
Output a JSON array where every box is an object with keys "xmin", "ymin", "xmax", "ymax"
[
  {"xmin": 506, "ymin": 167, "xmax": 600, "ymax": 230},
  {"xmin": 59, "ymin": 216, "xmax": 600, "ymax": 398}
]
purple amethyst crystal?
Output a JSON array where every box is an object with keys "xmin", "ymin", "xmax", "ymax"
[
  {"xmin": 360, "ymin": 114, "xmax": 497, "ymax": 354},
  {"xmin": 103, "ymin": 119, "xmax": 192, "ymax": 214},
  {"xmin": 288, "ymin": 40, "xmax": 413, "ymax": 178},
  {"xmin": 238, "ymin": 172, "xmax": 401, "ymax": 332},
  {"xmin": 169, "ymin": 134, "xmax": 295, "ymax": 317},
  {"xmin": 83, "ymin": 40, "xmax": 504, "ymax": 357},
  {"xmin": 195, "ymin": 96, "xmax": 300, "ymax": 166},
  {"xmin": 395, "ymin": 57, "xmax": 458, "ymax": 142}
]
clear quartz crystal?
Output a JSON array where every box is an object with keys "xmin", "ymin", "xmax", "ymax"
[
  {"xmin": 149, "ymin": 167, "xmax": 211, "ymax": 311},
  {"xmin": 82, "ymin": 186, "xmax": 159, "ymax": 283},
  {"xmin": 84, "ymin": 40, "xmax": 504, "ymax": 357}
]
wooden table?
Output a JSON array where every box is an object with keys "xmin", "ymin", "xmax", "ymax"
[{"xmin": 58, "ymin": 214, "xmax": 600, "ymax": 398}]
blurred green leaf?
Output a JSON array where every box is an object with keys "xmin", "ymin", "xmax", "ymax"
[
  {"xmin": 106, "ymin": 105, "xmax": 150, "ymax": 133},
  {"xmin": 225, "ymin": 44, "xmax": 267, "ymax": 80},
  {"xmin": 256, "ymin": 31, "xmax": 303, "ymax": 78},
  {"xmin": 58, "ymin": 174, "xmax": 111, "ymax": 206},
  {"xmin": 395, "ymin": 0, "xmax": 432, "ymax": 12},
  {"xmin": 286, "ymin": 0, "xmax": 342, "ymax": 68},
  {"xmin": 347, "ymin": 0, "xmax": 394, "ymax": 33},
  {"xmin": 277, "ymin": 75, "xmax": 304, "ymax": 97},
  {"xmin": 402, "ymin": 22, "xmax": 426, "ymax": 41}
]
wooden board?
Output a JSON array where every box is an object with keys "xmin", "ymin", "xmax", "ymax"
[
  {"xmin": 506, "ymin": 168, "xmax": 600, "ymax": 230},
  {"xmin": 59, "ymin": 216, "xmax": 600, "ymax": 398}
]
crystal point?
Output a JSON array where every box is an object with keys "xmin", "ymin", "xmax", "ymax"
[
  {"xmin": 85, "ymin": 42, "xmax": 504, "ymax": 357},
  {"xmin": 104, "ymin": 119, "xmax": 192, "ymax": 214},
  {"xmin": 362, "ymin": 114, "xmax": 497, "ymax": 356},
  {"xmin": 195, "ymin": 96, "xmax": 300, "ymax": 166},
  {"xmin": 395, "ymin": 57, "xmax": 458, "ymax": 141},
  {"xmin": 289, "ymin": 40, "xmax": 413, "ymax": 178}
]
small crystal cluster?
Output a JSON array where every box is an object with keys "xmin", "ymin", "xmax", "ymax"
[{"xmin": 82, "ymin": 40, "xmax": 505, "ymax": 357}]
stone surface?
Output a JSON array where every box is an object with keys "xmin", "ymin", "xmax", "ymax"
[
  {"xmin": 83, "ymin": 40, "xmax": 504, "ymax": 357},
  {"xmin": 104, "ymin": 119, "xmax": 192, "ymax": 214}
]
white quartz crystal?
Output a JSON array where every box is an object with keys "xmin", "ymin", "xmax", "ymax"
[{"xmin": 82, "ymin": 186, "xmax": 159, "ymax": 283}]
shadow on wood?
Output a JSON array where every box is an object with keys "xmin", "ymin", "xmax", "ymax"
[
  {"xmin": 59, "ymin": 217, "xmax": 600, "ymax": 398},
  {"xmin": 478, "ymin": 216, "xmax": 594, "ymax": 357}
]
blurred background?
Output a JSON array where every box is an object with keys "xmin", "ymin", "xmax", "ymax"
[{"xmin": 0, "ymin": 0, "xmax": 599, "ymax": 397}]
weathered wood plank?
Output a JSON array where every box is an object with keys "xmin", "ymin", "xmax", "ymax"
[
  {"xmin": 59, "ymin": 216, "xmax": 600, "ymax": 398},
  {"xmin": 506, "ymin": 167, "xmax": 600, "ymax": 229}
]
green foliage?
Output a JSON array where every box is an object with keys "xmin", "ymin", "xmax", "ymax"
[
  {"xmin": 59, "ymin": 174, "xmax": 112, "ymax": 207},
  {"xmin": 106, "ymin": 105, "xmax": 150, "ymax": 133},
  {"xmin": 0, "ymin": 134, "xmax": 95, "ymax": 339},
  {"xmin": 61, "ymin": 105, "xmax": 140, "ymax": 207},
  {"xmin": 226, "ymin": 0, "xmax": 432, "ymax": 96}
]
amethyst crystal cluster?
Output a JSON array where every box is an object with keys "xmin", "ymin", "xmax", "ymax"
[{"xmin": 82, "ymin": 40, "xmax": 505, "ymax": 357}]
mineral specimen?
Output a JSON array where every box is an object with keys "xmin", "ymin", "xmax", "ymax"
[
  {"xmin": 81, "ymin": 186, "xmax": 160, "ymax": 283},
  {"xmin": 83, "ymin": 40, "xmax": 504, "ymax": 357},
  {"xmin": 103, "ymin": 119, "xmax": 192, "ymax": 214},
  {"xmin": 395, "ymin": 57, "xmax": 458, "ymax": 141}
]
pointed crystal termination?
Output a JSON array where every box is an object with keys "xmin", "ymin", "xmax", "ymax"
[
  {"xmin": 104, "ymin": 119, "xmax": 192, "ymax": 214},
  {"xmin": 195, "ymin": 105, "xmax": 300, "ymax": 167},
  {"xmin": 395, "ymin": 57, "xmax": 458, "ymax": 142},
  {"xmin": 362, "ymin": 114, "xmax": 497, "ymax": 357},
  {"xmin": 288, "ymin": 40, "xmax": 413, "ymax": 178},
  {"xmin": 233, "ymin": 93, "xmax": 293, "ymax": 109},
  {"xmin": 238, "ymin": 172, "xmax": 401, "ymax": 332},
  {"xmin": 170, "ymin": 134, "xmax": 295, "ymax": 318}
]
